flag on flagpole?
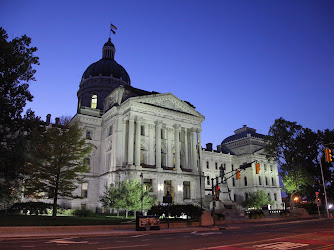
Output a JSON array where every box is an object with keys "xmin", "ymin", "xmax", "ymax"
[
  {"xmin": 111, "ymin": 29, "xmax": 116, "ymax": 35},
  {"xmin": 111, "ymin": 23, "xmax": 118, "ymax": 30}
]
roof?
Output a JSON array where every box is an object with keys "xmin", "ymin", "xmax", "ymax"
[{"xmin": 221, "ymin": 126, "xmax": 265, "ymax": 144}]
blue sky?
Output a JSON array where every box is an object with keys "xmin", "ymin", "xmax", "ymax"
[{"xmin": 2, "ymin": 0, "xmax": 334, "ymax": 148}]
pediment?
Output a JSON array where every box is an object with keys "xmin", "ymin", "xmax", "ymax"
[{"xmin": 131, "ymin": 93, "xmax": 204, "ymax": 118}]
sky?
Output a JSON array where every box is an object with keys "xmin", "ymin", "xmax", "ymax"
[{"xmin": 2, "ymin": 0, "xmax": 334, "ymax": 148}]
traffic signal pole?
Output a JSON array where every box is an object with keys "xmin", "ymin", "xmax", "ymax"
[
  {"xmin": 319, "ymin": 154, "xmax": 330, "ymax": 217},
  {"xmin": 211, "ymin": 178, "xmax": 216, "ymax": 226}
]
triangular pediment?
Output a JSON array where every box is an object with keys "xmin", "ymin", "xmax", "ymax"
[{"xmin": 130, "ymin": 93, "xmax": 204, "ymax": 118}]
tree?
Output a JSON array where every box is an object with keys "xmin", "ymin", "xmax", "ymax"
[
  {"xmin": 0, "ymin": 27, "xmax": 39, "ymax": 208},
  {"xmin": 264, "ymin": 117, "xmax": 333, "ymax": 206},
  {"xmin": 242, "ymin": 190, "xmax": 274, "ymax": 210},
  {"xmin": 24, "ymin": 117, "xmax": 92, "ymax": 217},
  {"xmin": 100, "ymin": 179, "xmax": 157, "ymax": 218}
]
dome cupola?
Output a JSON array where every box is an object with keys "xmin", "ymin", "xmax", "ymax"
[{"xmin": 77, "ymin": 38, "xmax": 131, "ymax": 112}]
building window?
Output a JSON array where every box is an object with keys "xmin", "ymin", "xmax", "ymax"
[
  {"xmin": 81, "ymin": 183, "xmax": 88, "ymax": 198},
  {"xmin": 108, "ymin": 125, "xmax": 113, "ymax": 136},
  {"xmin": 207, "ymin": 176, "xmax": 210, "ymax": 185},
  {"xmin": 234, "ymin": 194, "xmax": 236, "ymax": 202},
  {"xmin": 265, "ymin": 177, "xmax": 268, "ymax": 186},
  {"xmin": 84, "ymin": 157, "xmax": 90, "ymax": 167},
  {"xmin": 140, "ymin": 145, "xmax": 145, "ymax": 165},
  {"xmin": 106, "ymin": 153, "xmax": 111, "ymax": 171},
  {"xmin": 164, "ymin": 180, "xmax": 173, "ymax": 197},
  {"xmin": 264, "ymin": 164, "xmax": 267, "ymax": 171},
  {"xmin": 274, "ymin": 193, "xmax": 277, "ymax": 201},
  {"xmin": 259, "ymin": 176, "xmax": 262, "ymax": 185},
  {"xmin": 183, "ymin": 181, "xmax": 190, "ymax": 200},
  {"xmin": 161, "ymin": 128, "xmax": 165, "ymax": 139},
  {"xmin": 272, "ymin": 177, "xmax": 275, "ymax": 186},
  {"xmin": 268, "ymin": 193, "xmax": 271, "ymax": 198},
  {"xmin": 270, "ymin": 165, "xmax": 273, "ymax": 171},
  {"xmin": 86, "ymin": 130, "xmax": 92, "ymax": 140},
  {"xmin": 141, "ymin": 125, "xmax": 145, "ymax": 136},
  {"xmin": 244, "ymin": 176, "xmax": 247, "ymax": 186},
  {"xmin": 206, "ymin": 161, "xmax": 209, "ymax": 169},
  {"xmin": 232, "ymin": 164, "xmax": 234, "ymax": 171},
  {"xmin": 81, "ymin": 203, "xmax": 87, "ymax": 210},
  {"xmin": 144, "ymin": 179, "xmax": 153, "ymax": 192},
  {"xmin": 91, "ymin": 95, "xmax": 97, "ymax": 109},
  {"xmin": 232, "ymin": 178, "xmax": 235, "ymax": 187},
  {"xmin": 161, "ymin": 149, "xmax": 167, "ymax": 167},
  {"xmin": 215, "ymin": 163, "xmax": 218, "ymax": 170}
]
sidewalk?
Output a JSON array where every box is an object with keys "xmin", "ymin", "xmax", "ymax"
[{"xmin": 0, "ymin": 216, "xmax": 327, "ymax": 239}]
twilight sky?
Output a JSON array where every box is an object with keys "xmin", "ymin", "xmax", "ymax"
[{"xmin": 2, "ymin": 0, "xmax": 334, "ymax": 148}]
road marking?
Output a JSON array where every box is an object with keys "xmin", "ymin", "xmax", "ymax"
[
  {"xmin": 253, "ymin": 242, "xmax": 309, "ymax": 249},
  {"xmin": 47, "ymin": 237, "xmax": 88, "ymax": 244},
  {"xmin": 97, "ymin": 244, "xmax": 150, "ymax": 249},
  {"xmin": 131, "ymin": 234, "xmax": 146, "ymax": 238},
  {"xmin": 196, "ymin": 232, "xmax": 315, "ymax": 249},
  {"xmin": 191, "ymin": 231, "xmax": 222, "ymax": 236}
]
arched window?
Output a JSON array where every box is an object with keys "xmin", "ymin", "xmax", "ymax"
[
  {"xmin": 259, "ymin": 176, "xmax": 262, "ymax": 185},
  {"xmin": 244, "ymin": 176, "xmax": 247, "ymax": 186},
  {"xmin": 274, "ymin": 193, "xmax": 277, "ymax": 201},
  {"xmin": 207, "ymin": 176, "xmax": 210, "ymax": 185},
  {"xmin": 272, "ymin": 177, "xmax": 275, "ymax": 186},
  {"xmin": 91, "ymin": 95, "xmax": 97, "ymax": 109},
  {"xmin": 265, "ymin": 177, "xmax": 268, "ymax": 186}
]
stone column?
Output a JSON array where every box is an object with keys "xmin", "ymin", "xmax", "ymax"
[
  {"xmin": 191, "ymin": 128, "xmax": 197, "ymax": 171},
  {"xmin": 197, "ymin": 129, "xmax": 202, "ymax": 172},
  {"xmin": 115, "ymin": 115, "xmax": 124, "ymax": 168},
  {"xmin": 167, "ymin": 127, "xmax": 172, "ymax": 167},
  {"xmin": 135, "ymin": 117, "xmax": 141, "ymax": 167},
  {"xmin": 174, "ymin": 124, "xmax": 181, "ymax": 171},
  {"xmin": 184, "ymin": 128, "xmax": 188, "ymax": 169},
  {"xmin": 148, "ymin": 124, "xmax": 154, "ymax": 165},
  {"xmin": 155, "ymin": 121, "xmax": 162, "ymax": 171},
  {"xmin": 127, "ymin": 117, "xmax": 134, "ymax": 166}
]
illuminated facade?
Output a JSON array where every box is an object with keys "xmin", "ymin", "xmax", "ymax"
[{"xmin": 60, "ymin": 39, "xmax": 282, "ymax": 211}]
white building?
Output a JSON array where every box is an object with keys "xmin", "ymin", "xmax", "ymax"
[{"xmin": 62, "ymin": 39, "xmax": 282, "ymax": 212}]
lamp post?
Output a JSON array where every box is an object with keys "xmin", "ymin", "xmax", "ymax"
[{"xmin": 140, "ymin": 173, "xmax": 143, "ymax": 215}]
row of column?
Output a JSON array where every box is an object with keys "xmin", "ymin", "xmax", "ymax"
[{"xmin": 126, "ymin": 116, "xmax": 201, "ymax": 172}]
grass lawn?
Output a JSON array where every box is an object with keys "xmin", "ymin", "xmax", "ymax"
[{"xmin": 0, "ymin": 214, "xmax": 136, "ymax": 227}]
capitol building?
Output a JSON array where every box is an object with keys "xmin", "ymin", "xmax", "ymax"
[{"xmin": 63, "ymin": 38, "xmax": 282, "ymax": 212}]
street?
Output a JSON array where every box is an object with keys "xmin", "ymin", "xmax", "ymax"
[{"xmin": 1, "ymin": 218, "xmax": 333, "ymax": 249}]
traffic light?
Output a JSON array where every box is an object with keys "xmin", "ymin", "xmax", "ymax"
[
  {"xmin": 255, "ymin": 162, "xmax": 260, "ymax": 174},
  {"xmin": 214, "ymin": 185, "xmax": 220, "ymax": 201},
  {"xmin": 236, "ymin": 169, "xmax": 241, "ymax": 180},
  {"xmin": 325, "ymin": 148, "xmax": 333, "ymax": 163}
]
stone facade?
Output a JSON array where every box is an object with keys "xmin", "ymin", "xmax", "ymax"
[{"xmin": 58, "ymin": 39, "xmax": 282, "ymax": 211}]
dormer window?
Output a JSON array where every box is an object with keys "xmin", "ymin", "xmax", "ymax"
[{"xmin": 91, "ymin": 95, "xmax": 97, "ymax": 109}]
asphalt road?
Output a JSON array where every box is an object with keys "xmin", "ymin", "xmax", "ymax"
[{"xmin": 1, "ymin": 218, "xmax": 333, "ymax": 249}]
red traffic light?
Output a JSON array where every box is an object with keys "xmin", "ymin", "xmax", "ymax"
[
  {"xmin": 255, "ymin": 163, "xmax": 260, "ymax": 174},
  {"xmin": 236, "ymin": 169, "xmax": 241, "ymax": 180}
]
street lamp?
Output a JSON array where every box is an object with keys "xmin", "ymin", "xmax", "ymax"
[{"xmin": 140, "ymin": 173, "xmax": 143, "ymax": 215}]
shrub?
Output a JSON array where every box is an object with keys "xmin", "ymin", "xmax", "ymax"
[
  {"xmin": 280, "ymin": 210, "xmax": 290, "ymax": 217},
  {"xmin": 248, "ymin": 210, "xmax": 264, "ymax": 219},
  {"xmin": 148, "ymin": 204, "xmax": 202, "ymax": 219},
  {"xmin": 9, "ymin": 202, "xmax": 53, "ymax": 215},
  {"xmin": 72, "ymin": 209, "xmax": 94, "ymax": 217}
]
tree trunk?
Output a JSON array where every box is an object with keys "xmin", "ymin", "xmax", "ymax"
[
  {"xmin": 52, "ymin": 192, "xmax": 57, "ymax": 218},
  {"xmin": 125, "ymin": 210, "xmax": 128, "ymax": 218}
]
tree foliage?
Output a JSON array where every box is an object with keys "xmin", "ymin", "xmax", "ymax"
[
  {"xmin": 242, "ymin": 190, "xmax": 274, "ymax": 210},
  {"xmin": 264, "ymin": 117, "xmax": 334, "ymax": 203},
  {"xmin": 100, "ymin": 179, "xmax": 157, "ymax": 217},
  {"xmin": 0, "ymin": 27, "xmax": 40, "ymax": 208},
  {"xmin": 24, "ymin": 117, "xmax": 92, "ymax": 217}
]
